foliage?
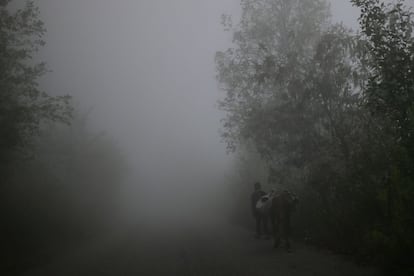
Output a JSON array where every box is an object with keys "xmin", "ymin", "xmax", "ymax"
[
  {"xmin": 351, "ymin": 0, "xmax": 414, "ymax": 271},
  {"xmin": 0, "ymin": 1, "xmax": 124, "ymax": 272},
  {"xmin": 218, "ymin": 0, "xmax": 414, "ymax": 272},
  {"xmin": 216, "ymin": 0, "xmax": 330, "ymax": 153},
  {"xmin": 0, "ymin": 0, "xmax": 72, "ymax": 166},
  {"xmin": 1, "ymin": 109, "xmax": 126, "ymax": 272}
]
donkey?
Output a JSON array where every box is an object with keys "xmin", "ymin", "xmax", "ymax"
[{"xmin": 269, "ymin": 190, "xmax": 298, "ymax": 251}]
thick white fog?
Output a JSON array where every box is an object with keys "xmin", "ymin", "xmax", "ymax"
[
  {"xmin": 36, "ymin": 0, "xmax": 241, "ymax": 221},
  {"xmin": 33, "ymin": 0, "xmax": 411, "ymax": 220}
]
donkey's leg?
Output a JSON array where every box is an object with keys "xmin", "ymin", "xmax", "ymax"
[
  {"xmin": 282, "ymin": 215, "xmax": 292, "ymax": 252},
  {"xmin": 272, "ymin": 214, "xmax": 280, "ymax": 248}
]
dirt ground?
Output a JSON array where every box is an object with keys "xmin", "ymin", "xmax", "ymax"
[{"xmin": 15, "ymin": 218, "xmax": 380, "ymax": 276}]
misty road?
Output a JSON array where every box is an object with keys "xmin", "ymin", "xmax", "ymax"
[
  {"xmin": 3, "ymin": 0, "xmax": 414, "ymax": 275},
  {"xmin": 22, "ymin": 220, "xmax": 378, "ymax": 276}
]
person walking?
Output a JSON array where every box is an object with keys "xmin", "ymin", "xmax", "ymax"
[{"xmin": 251, "ymin": 182, "xmax": 269, "ymax": 238}]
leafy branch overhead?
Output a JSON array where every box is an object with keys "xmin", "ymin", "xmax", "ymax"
[{"xmin": 0, "ymin": 0, "xmax": 72, "ymax": 154}]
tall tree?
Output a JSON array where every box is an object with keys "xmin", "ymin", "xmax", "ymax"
[
  {"xmin": 215, "ymin": 0, "xmax": 330, "ymax": 172},
  {"xmin": 217, "ymin": 0, "xmax": 414, "ymax": 270},
  {"xmin": 0, "ymin": 0, "xmax": 72, "ymax": 167},
  {"xmin": 351, "ymin": 0, "xmax": 414, "ymax": 268},
  {"xmin": 352, "ymin": 0, "xmax": 414, "ymax": 145}
]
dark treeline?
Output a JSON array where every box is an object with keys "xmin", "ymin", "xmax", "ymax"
[
  {"xmin": 0, "ymin": 1, "xmax": 125, "ymax": 272},
  {"xmin": 217, "ymin": 0, "xmax": 414, "ymax": 274}
]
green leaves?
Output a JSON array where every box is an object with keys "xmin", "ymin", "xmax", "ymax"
[
  {"xmin": 216, "ymin": 0, "xmax": 331, "ymax": 155},
  {"xmin": 218, "ymin": 0, "xmax": 414, "ymax": 267},
  {"xmin": 0, "ymin": 1, "xmax": 72, "ymax": 160},
  {"xmin": 352, "ymin": 0, "xmax": 414, "ymax": 134}
]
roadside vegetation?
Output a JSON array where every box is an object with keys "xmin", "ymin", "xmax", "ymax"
[
  {"xmin": 0, "ymin": 1, "xmax": 125, "ymax": 272},
  {"xmin": 217, "ymin": 0, "xmax": 414, "ymax": 274}
]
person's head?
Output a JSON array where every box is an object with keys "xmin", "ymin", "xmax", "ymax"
[{"xmin": 254, "ymin": 182, "xmax": 261, "ymax": 191}]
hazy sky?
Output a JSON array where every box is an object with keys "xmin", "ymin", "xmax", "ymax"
[
  {"xmin": 36, "ymin": 0, "xmax": 360, "ymax": 167},
  {"xmin": 32, "ymin": 0, "xmax": 410, "ymax": 212},
  {"xmin": 35, "ymin": 0, "xmax": 241, "ymax": 213},
  {"xmin": 37, "ymin": 0, "xmax": 237, "ymax": 164}
]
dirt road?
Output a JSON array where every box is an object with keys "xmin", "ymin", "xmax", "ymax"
[{"xmin": 21, "ymin": 219, "xmax": 378, "ymax": 276}]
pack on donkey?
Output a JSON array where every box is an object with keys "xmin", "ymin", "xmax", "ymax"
[{"xmin": 251, "ymin": 182, "xmax": 298, "ymax": 251}]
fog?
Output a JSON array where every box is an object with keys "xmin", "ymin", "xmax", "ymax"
[
  {"xmin": 34, "ymin": 0, "xmax": 241, "ymax": 222},
  {"xmin": 4, "ymin": 0, "xmax": 414, "ymax": 274},
  {"xmin": 34, "ymin": 0, "xmax": 363, "ymax": 222}
]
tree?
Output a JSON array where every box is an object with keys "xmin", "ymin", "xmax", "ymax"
[
  {"xmin": 216, "ymin": 0, "xmax": 330, "ymax": 164},
  {"xmin": 216, "ymin": 0, "xmax": 365, "ymax": 248},
  {"xmin": 217, "ymin": 0, "xmax": 414, "ymax": 270},
  {"xmin": 0, "ymin": 0, "xmax": 72, "ymax": 167},
  {"xmin": 351, "ymin": 0, "xmax": 414, "ymax": 269},
  {"xmin": 352, "ymin": 0, "xmax": 414, "ymax": 141},
  {"xmin": 1, "ymin": 108, "xmax": 126, "ymax": 269}
]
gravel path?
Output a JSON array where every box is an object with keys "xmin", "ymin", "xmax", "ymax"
[{"xmin": 21, "ymin": 220, "xmax": 379, "ymax": 276}]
